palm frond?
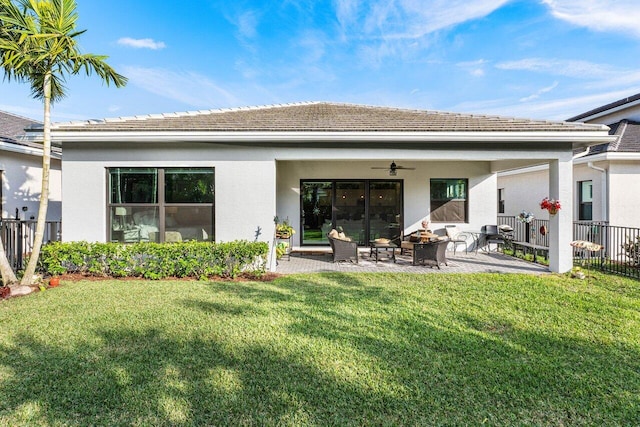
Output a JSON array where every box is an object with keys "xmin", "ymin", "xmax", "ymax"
[{"xmin": 0, "ymin": 0, "xmax": 127, "ymax": 102}]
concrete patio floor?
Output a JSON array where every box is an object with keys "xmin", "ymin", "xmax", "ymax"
[{"xmin": 276, "ymin": 248, "xmax": 550, "ymax": 275}]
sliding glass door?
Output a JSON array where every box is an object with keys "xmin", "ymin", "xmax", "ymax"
[
  {"xmin": 300, "ymin": 180, "xmax": 403, "ymax": 245},
  {"xmin": 301, "ymin": 182, "xmax": 333, "ymax": 245}
]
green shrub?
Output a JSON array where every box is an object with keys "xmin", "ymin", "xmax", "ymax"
[{"xmin": 38, "ymin": 240, "xmax": 269, "ymax": 279}]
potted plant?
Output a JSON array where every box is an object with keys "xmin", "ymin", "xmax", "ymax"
[
  {"xmin": 274, "ymin": 217, "xmax": 295, "ymax": 238},
  {"xmin": 275, "ymin": 241, "xmax": 289, "ymax": 259},
  {"xmin": 540, "ymin": 197, "xmax": 561, "ymax": 215}
]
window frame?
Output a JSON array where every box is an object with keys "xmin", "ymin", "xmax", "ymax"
[
  {"xmin": 578, "ymin": 180, "xmax": 593, "ymax": 221},
  {"xmin": 429, "ymin": 178, "xmax": 469, "ymax": 223},
  {"xmin": 498, "ymin": 188, "xmax": 505, "ymax": 214},
  {"xmin": 106, "ymin": 167, "xmax": 215, "ymax": 243}
]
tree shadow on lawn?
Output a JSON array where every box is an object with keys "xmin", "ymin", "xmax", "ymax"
[
  {"xmin": 191, "ymin": 272, "xmax": 640, "ymax": 425},
  {"xmin": 0, "ymin": 326, "xmax": 423, "ymax": 426},
  {"xmin": 1, "ymin": 273, "xmax": 638, "ymax": 425}
]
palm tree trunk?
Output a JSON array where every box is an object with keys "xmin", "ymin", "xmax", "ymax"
[
  {"xmin": 0, "ymin": 233, "xmax": 18, "ymax": 285},
  {"xmin": 20, "ymin": 72, "xmax": 51, "ymax": 286}
]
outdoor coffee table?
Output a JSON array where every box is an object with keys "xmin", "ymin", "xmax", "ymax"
[{"xmin": 369, "ymin": 241, "xmax": 397, "ymax": 263}]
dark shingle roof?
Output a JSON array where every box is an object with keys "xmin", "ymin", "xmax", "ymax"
[
  {"xmin": 53, "ymin": 102, "xmax": 605, "ymax": 133},
  {"xmin": 580, "ymin": 120, "xmax": 640, "ymax": 155},
  {"xmin": 567, "ymin": 93, "xmax": 640, "ymax": 122},
  {"xmin": 0, "ymin": 110, "xmax": 40, "ymax": 143}
]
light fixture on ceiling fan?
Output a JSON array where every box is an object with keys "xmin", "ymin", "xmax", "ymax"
[{"xmin": 371, "ymin": 161, "xmax": 415, "ymax": 176}]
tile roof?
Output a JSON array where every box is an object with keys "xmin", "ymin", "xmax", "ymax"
[
  {"xmin": 0, "ymin": 110, "xmax": 40, "ymax": 144},
  {"xmin": 52, "ymin": 102, "xmax": 605, "ymax": 133},
  {"xmin": 582, "ymin": 120, "xmax": 640, "ymax": 155}
]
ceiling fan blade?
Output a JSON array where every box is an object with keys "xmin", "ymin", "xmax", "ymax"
[{"xmin": 396, "ymin": 166, "xmax": 416, "ymax": 170}]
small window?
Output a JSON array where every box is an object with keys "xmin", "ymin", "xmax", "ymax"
[
  {"xmin": 430, "ymin": 179, "xmax": 468, "ymax": 222},
  {"xmin": 498, "ymin": 188, "xmax": 505, "ymax": 214},
  {"xmin": 579, "ymin": 180, "xmax": 593, "ymax": 220}
]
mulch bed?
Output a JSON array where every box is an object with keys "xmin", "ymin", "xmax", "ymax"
[{"xmin": 55, "ymin": 272, "xmax": 282, "ymax": 283}]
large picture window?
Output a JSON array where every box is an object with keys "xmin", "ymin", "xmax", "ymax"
[
  {"xmin": 430, "ymin": 179, "xmax": 468, "ymax": 223},
  {"xmin": 108, "ymin": 167, "xmax": 214, "ymax": 243}
]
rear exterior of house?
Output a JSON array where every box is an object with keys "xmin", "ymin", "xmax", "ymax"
[{"xmin": 46, "ymin": 102, "xmax": 612, "ymax": 272}]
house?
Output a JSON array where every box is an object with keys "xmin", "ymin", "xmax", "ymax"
[
  {"xmin": 0, "ymin": 110, "xmax": 62, "ymax": 221},
  {"xmin": 498, "ymin": 93, "xmax": 640, "ymax": 228},
  {"xmin": 39, "ymin": 102, "xmax": 612, "ymax": 272}
]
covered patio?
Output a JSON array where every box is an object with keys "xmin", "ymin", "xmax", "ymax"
[{"xmin": 276, "ymin": 249, "xmax": 549, "ymax": 275}]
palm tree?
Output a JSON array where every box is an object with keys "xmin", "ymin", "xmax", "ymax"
[{"xmin": 0, "ymin": 0, "xmax": 127, "ymax": 287}]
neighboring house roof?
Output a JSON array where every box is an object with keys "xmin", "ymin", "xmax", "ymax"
[
  {"xmin": 0, "ymin": 110, "xmax": 61, "ymax": 156},
  {"xmin": 567, "ymin": 93, "xmax": 640, "ymax": 123},
  {"xmin": 566, "ymin": 91, "xmax": 640, "ymax": 157},
  {"xmin": 51, "ymin": 102, "xmax": 605, "ymax": 133},
  {"xmin": 0, "ymin": 110, "xmax": 39, "ymax": 143},
  {"xmin": 581, "ymin": 120, "xmax": 640, "ymax": 155}
]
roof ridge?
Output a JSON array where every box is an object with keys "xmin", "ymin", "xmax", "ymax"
[
  {"xmin": 0, "ymin": 109, "xmax": 41, "ymax": 124},
  {"xmin": 52, "ymin": 101, "xmax": 326, "ymax": 128},
  {"xmin": 608, "ymin": 119, "xmax": 628, "ymax": 152}
]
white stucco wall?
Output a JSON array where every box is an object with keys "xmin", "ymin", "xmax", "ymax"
[
  {"xmin": 0, "ymin": 150, "xmax": 61, "ymax": 221},
  {"xmin": 498, "ymin": 163, "xmax": 610, "ymax": 222},
  {"xmin": 61, "ymin": 143, "xmax": 276, "ymax": 243},
  {"xmin": 573, "ymin": 163, "xmax": 605, "ymax": 222},
  {"xmin": 609, "ymin": 161, "xmax": 640, "ymax": 228},
  {"xmin": 497, "ymin": 168, "xmax": 550, "ymax": 219}
]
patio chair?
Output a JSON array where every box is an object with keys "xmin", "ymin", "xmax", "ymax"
[
  {"xmin": 481, "ymin": 224, "xmax": 505, "ymax": 252},
  {"xmin": 445, "ymin": 225, "xmax": 470, "ymax": 254},
  {"xmin": 412, "ymin": 239, "xmax": 449, "ymax": 268},
  {"xmin": 327, "ymin": 233, "xmax": 359, "ymax": 263}
]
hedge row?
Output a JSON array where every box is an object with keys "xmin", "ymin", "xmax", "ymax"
[{"xmin": 38, "ymin": 240, "xmax": 269, "ymax": 279}]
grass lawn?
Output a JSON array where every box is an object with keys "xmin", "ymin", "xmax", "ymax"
[{"xmin": 1, "ymin": 272, "xmax": 639, "ymax": 426}]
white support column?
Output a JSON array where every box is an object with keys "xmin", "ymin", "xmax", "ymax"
[{"xmin": 548, "ymin": 158, "xmax": 573, "ymax": 273}]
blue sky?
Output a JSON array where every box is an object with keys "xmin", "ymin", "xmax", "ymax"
[{"xmin": 2, "ymin": 0, "xmax": 640, "ymax": 122}]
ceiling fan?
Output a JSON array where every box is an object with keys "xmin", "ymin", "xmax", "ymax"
[{"xmin": 371, "ymin": 161, "xmax": 415, "ymax": 176}]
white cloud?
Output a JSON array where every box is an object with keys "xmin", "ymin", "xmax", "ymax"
[
  {"xmin": 237, "ymin": 10, "xmax": 259, "ymax": 39},
  {"xmin": 332, "ymin": 1, "xmax": 509, "ymax": 65},
  {"xmin": 457, "ymin": 59, "xmax": 488, "ymax": 77},
  {"xmin": 519, "ymin": 81, "xmax": 559, "ymax": 102},
  {"xmin": 335, "ymin": 0, "xmax": 510, "ymax": 39},
  {"xmin": 117, "ymin": 37, "xmax": 166, "ymax": 50},
  {"xmin": 496, "ymin": 58, "xmax": 618, "ymax": 79},
  {"xmin": 122, "ymin": 66, "xmax": 239, "ymax": 108},
  {"xmin": 542, "ymin": 0, "xmax": 640, "ymax": 38},
  {"xmin": 455, "ymin": 88, "xmax": 640, "ymax": 121}
]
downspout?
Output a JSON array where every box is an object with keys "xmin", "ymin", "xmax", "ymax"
[{"xmin": 587, "ymin": 162, "xmax": 608, "ymax": 222}]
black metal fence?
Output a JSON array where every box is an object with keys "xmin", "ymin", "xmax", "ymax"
[
  {"xmin": 497, "ymin": 215, "xmax": 550, "ymax": 247},
  {"xmin": 573, "ymin": 221, "xmax": 640, "ymax": 279},
  {"xmin": 0, "ymin": 219, "xmax": 62, "ymax": 271},
  {"xmin": 498, "ymin": 216, "xmax": 640, "ymax": 279}
]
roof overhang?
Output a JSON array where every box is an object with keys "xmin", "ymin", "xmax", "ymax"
[
  {"xmin": 573, "ymin": 151, "xmax": 640, "ymax": 164},
  {"xmin": 0, "ymin": 140, "xmax": 62, "ymax": 159},
  {"xmin": 43, "ymin": 130, "xmax": 615, "ymax": 149}
]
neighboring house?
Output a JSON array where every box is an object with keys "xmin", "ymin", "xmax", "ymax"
[
  {"xmin": 498, "ymin": 93, "xmax": 640, "ymax": 228},
  {"xmin": 0, "ymin": 110, "xmax": 62, "ymax": 221},
  {"xmin": 38, "ymin": 102, "xmax": 611, "ymax": 272}
]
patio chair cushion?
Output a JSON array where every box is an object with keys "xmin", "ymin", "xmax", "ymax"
[{"xmin": 329, "ymin": 228, "xmax": 351, "ymax": 241}]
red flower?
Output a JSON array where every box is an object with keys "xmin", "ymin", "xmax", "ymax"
[{"xmin": 540, "ymin": 197, "xmax": 561, "ymax": 212}]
